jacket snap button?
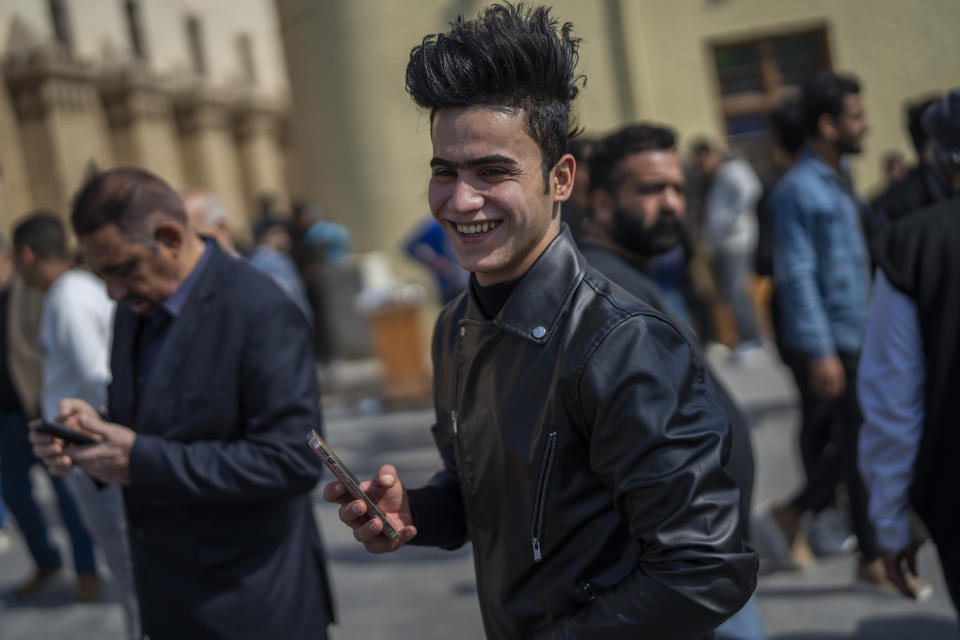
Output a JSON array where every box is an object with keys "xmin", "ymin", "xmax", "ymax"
[
  {"xmin": 459, "ymin": 327, "xmax": 466, "ymax": 336},
  {"xmin": 532, "ymin": 326, "xmax": 546, "ymax": 339}
]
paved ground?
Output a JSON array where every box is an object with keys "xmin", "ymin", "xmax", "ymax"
[{"xmin": 1, "ymin": 345, "xmax": 957, "ymax": 639}]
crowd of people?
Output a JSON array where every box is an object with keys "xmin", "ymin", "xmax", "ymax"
[{"xmin": 0, "ymin": 2, "xmax": 957, "ymax": 639}]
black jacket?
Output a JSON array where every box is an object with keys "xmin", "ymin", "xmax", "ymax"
[
  {"xmin": 871, "ymin": 163, "xmax": 952, "ymax": 227},
  {"xmin": 875, "ymin": 196, "xmax": 960, "ymax": 546},
  {"xmin": 110, "ymin": 244, "xmax": 334, "ymax": 638},
  {"xmin": 578, "ymin": 243, "xmax": 756, "ymax": 534},
  {"xmin": 408, "ymin": 229, "xmax": 757, "ymax": 639}
]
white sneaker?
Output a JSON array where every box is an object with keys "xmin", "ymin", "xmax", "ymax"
[{"xmin": 808, "ymin": 507, "xmax": 857, "ymax": 557}]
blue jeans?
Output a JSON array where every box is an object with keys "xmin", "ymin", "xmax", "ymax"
[
  {"xmin": 713, "ymin": 247, "xmax": 759, "ymax": 345},
  {"xmin": 716, "ymin": 591, "xmax": 765, "ymax": 640},
  {"xmin": 0, "ymin": 409, "xmax": 96, "ymax": 573}
]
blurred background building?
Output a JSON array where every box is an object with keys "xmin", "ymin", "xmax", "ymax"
[
  {"xmin": 1, "ymin": 0, "xmax": 957, "ymax": 286},
  {"xmin": 0, "ymin": 0, "xmax": 291, "ymax": 243},
  {"xmin": 278, "ymin": 0, "xmax": 959, "ymax": 253}
]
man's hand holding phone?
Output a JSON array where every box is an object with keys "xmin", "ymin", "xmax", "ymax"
[
  {"xmin": 322, "ymin": 463, "xmax": 418, "ymax": 553},
  {"xmin": 29, "ymin": 398, "xmax": 136, "ymax": 485}
]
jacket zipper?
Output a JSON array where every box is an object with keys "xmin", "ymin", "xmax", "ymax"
[{"xmin": 530, "ymin": 430, "xmax": 558, "ymax": 563}]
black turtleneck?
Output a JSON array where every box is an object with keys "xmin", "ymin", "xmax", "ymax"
[{"xmin": 469, "ymin": 274, "xmax": 521, "ymax": 320}]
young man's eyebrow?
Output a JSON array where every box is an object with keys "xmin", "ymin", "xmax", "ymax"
[{"xmin": 430, "ymin": 154, "xmax": 519, "ymax": 168}]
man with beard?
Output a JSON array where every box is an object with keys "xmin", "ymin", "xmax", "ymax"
[
  {"xmin": 763, "ymin": 71, "xmax": 923, "ymax": 594},
  {"xmin": 580, "ymin": 122, "xmax": 764, "ymax": 640}
]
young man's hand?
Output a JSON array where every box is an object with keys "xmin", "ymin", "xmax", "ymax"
[{"xmin": 322, "ymin": 463, "xmax": 418, "ymax": 553}]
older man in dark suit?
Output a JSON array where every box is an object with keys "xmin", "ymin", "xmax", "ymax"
[{"xmin": 31, "ymin": 168, "xmax": 334, "ymax": 639}]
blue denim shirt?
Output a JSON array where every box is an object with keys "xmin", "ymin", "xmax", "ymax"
[{"xmin": 771, "ymin": 149, "xmax": 870, "ymax": 358}]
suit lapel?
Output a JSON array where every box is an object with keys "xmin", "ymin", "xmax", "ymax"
[{"xmin": 133, "ymin": 246, "xmax": 224, "ymax": 432}]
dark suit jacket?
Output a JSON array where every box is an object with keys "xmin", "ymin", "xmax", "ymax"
[{"xmin": 109, "ymin": 244, "xmax": 333, "ymax": 638}]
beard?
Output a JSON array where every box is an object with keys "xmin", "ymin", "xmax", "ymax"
[
  {"xmin": 837, "ymin": 132, "xmax": 862, "ymax": 155},
  {"xmin": 611, "ymin": 206, "xmax": 682, "ymax": 257}
]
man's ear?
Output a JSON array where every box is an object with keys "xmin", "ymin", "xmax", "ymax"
[
  {"xmin": 551, "ymin": 154, "xmax": 576, "ymax": 202},
  {"xmin": 153, "ymin": 220, "xmax": 184, "ymax": 252},
  {"xmin": 818, "ymin": 113, "xmax": 838, "ymax": 143},
  {"xmin": 589, "ymin": 188, "xmax": 616, "ymax": 229},
  {"xmin": 14, "ymin": 245, "xmax": 36, "ymax": 269}
]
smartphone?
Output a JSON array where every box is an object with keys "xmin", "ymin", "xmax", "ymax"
[
  {"xmin": 28, "ymin": 418, "xmax": 97, "ymax": 446},
  {"xmin": 307, "ymin": 430, "xmax": 401, "ymax": 541}
]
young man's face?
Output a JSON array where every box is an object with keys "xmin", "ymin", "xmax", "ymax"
[
  {"xmin": 598, "ymin": 150, "xmax": 687, "ymax": 257},
  {"xmin": 80, "ymin": 223, "xmax": 180, "ymax": 316},
  {"xmin": 428, "ymin": 106, "xmax": 573, "ymax": 286}
]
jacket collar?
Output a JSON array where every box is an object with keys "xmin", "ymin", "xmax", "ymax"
[
  {"xmin": 122, "ymin": 242, "xmax": 230, "ymax": 427},
  {"xmin": 465, "ymin": 225, "xmax": 585, "ymax": 344}
]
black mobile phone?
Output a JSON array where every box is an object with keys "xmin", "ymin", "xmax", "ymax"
[
  {"xmin": 307, "ymin": 430, "xmax": 401, "ymax": 541},
  {"xmin": 28, "ymin": 418, "xmax": 98, "ymax": 446}
]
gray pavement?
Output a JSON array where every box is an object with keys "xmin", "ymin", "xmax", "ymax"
[{"xmin": 1, "ymin": 345, "xmax": 957, "ymax": 638}]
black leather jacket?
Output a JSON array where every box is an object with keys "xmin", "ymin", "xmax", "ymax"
[{"xmin": 408, "ymin": 229, "xmax": 757, "ymax": 639}]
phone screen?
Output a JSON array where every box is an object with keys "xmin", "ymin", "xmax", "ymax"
[{"xmin": 307, "ymin": 430, "xmax": 401, "ymax": 541}]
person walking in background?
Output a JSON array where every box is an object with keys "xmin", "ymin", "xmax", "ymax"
[
  {"xmin": 12, "ymin": 212, "xmax": 141, "ymax": 635},
  {"xmin": 30, "ymin": 167, "xmax": 334, "ymax": 639},
  {"xmin": 761, "ymin": 71, "xmax": 917, "ymax": 595},
  {"xmin": 692, "ymin": 139, "xmax": 763, "ymax": 358},
  {"xmin": 248, "ymin": 217, "xmax": 314, "ymax": 324},
  {"xmin": 858, "ymin": 90, "xmax": 960, "ymax": 617},
  {"xmin": 581, "ymin": 121, "xmax": 764, "ymax": 640},
  {"xmin": 325, "ymin": 4, "xmax": 756, "ymax": 638},
  {"xmin": 182, "ymin": 187, "xmax": 237, "ymax": 255},
  {"xmin": 0, "ymin": 226, "xmax": 98, "ymax": 602},
  {"xmin": 403, "ymin": 215, "xmax": 468, "ymax": 304},
  {"xmin": 870, "ymin": 94, "xmax": 953, "ymax": 227}
]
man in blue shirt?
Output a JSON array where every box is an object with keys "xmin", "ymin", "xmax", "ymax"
[
  {"xmin": 858, "ymin": 90, "xmax": 960, "ymax": 614},
  {"xmin": 764, "ymin": 71, "xmax": 893, "ymax": 591}
]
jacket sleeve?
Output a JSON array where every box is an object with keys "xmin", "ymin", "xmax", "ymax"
[
  {"xmin": 535, "ymin": 314, "xmax": 757, "ymax": 639},
  {"xmin": 126, "ymin": 295, "xmax": 322, "ymax": 505},
  {"xmin": 771, "ymin": 184, "xmax": 835, "ymax": 359}
]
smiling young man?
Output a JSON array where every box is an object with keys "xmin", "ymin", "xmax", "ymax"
[{"xmin": 324, "ymin": 4, "xmax": 756, "ymax": 638}]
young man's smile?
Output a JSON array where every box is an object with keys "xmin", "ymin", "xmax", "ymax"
[{"xmin": 428, "ymin": 106, "xmax": 572, "ymax": 286}]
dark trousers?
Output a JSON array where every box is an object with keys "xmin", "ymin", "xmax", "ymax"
[
  {"xmin": 0, "ymin": 409, "xmax": 96, "ymax": 573},
  {"xmin": 782, "ymin": 350, "xmax": 878, "ymax": 561},
  {"xmin": 935, "ymin": 543, "xmax": 960, "ymax": 621}
]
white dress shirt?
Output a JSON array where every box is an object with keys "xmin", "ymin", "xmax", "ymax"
[{"xmin": 40, "ymin": 269, "xmax": 115, "ymax": 419}]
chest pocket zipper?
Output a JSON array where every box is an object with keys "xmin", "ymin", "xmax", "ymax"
[{"xmin": 531, "ymin": 431, "xmax": 559, "ymax": 563}]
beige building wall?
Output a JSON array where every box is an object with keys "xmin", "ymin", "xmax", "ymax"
[
  {"xmin": 0, "ymin": 79, "xmax": 32, "ymax": 226},
  {"xmin": 620, "ymin": 0, "xmax": 960, "ymax": 192},
  {"xmin": 279, "ymin": 0, "xmax": 959, "ymax": 266},
  {"xmin": 0, "ymin": 0, "xmax": 291, "ymax": 237},
  {"xmin": 276, "ymin": 0, "xmax": 636, "ymax": 256}
]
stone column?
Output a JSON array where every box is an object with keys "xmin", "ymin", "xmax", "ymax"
[
  {"xmin": 174, "ymin": 86, "xmax": 249, "ymax": 241},
  {"xmin": 234, "ymin": 96, "xmax": 289, "ymax": 219},
  {"xmin": 4, "ymin": 46, "xmax": 115, "ymax": 216},
  {"xmin": 100, "ymin": 64, "xmax": 185, "ymax": 188}
]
